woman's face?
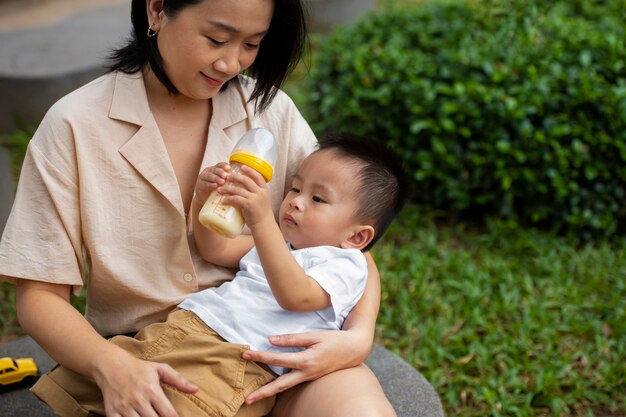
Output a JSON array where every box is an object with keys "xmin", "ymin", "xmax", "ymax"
[{"xmin": 149, "ymin": 0, "xmax": 274, "ymax": 99}]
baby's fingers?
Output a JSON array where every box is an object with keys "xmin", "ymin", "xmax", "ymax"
[
  {"xmin": 200, "ymin": 163, "xmax": 230, "ymax": 184},
  {"xmin": 196, "ymin": 163, "xmax": 230, "ymax": 199}
]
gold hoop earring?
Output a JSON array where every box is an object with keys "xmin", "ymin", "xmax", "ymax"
[{"xmin": 147, "ymin": 23, "xmax": 158, "ymax": 38}]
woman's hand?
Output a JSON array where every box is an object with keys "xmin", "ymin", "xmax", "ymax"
[
  {"xmin": 241, "ymin": 329, "xmax": 370, "ymax": 404},
  {"xmin": 16, "ymin": 280, "xmax": 197, "ymax": 417},
  {"xmin": 242, "ymin": 252, "xmax": 381, "ymax": 404},
  {"xmin": 94, "ymin": 349, "xmax": 198, "ymax": 417},
  {"xmin": 194, "ymin": 162, "xmax": 230, "ymax": 204}
]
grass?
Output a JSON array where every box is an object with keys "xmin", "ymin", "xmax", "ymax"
[{"xmin": 372, "ymin": 208, "xmax": 626, "ymax": 416}]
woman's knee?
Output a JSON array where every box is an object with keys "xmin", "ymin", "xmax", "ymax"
[
  {"xmin": 271, "ymin": 364, "xmax": 396, "ymax": 417},
  {"xmin": 329, "ymin": 396, "xmax": 397, "ymax": 417}
]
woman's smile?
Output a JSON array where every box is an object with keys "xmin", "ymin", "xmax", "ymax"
[{"xmin": 201, "ymin": 73, "xmax": 225, "ymax": 87}]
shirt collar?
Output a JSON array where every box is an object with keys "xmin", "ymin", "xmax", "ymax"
[{"xmin": 108, "ymin": 71, "xmax": 252, "ymax": 131}]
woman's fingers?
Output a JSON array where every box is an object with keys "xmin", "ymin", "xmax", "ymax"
[
  {"xmin": 144, "ymin": 363, "xmax": 197, "ymax": 417},
  {"xmin": 266, "ymin": 333, "xmax": 321, "ymax": 348},
  {"xmin": 157, "ymin": 363, "xmax": 198, "ymax": 393},
  {"xmin": 242, "ymin": 349, "xmax": 306, "ymax": 370},
  {"xmin": 99, "ymin": 358, "xmax": 188, "ymax": 417},
  {"xmin": 149, "ymin": 365, "xmax": 183, "ymax": 417},
  {"xmin": 245, "ymin": 369, "xmax": 305, "ymax": 403},
  {"xmin": 242, "ymin": 330, "xmax": 368, "ymax": 406},
  {"xmin": 242, "ymin": 332, "xmax": 329, "ymax": 404}
]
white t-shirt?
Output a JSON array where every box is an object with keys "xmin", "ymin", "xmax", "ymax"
[{"xmin": 179, "ymin": 243, "xmax": 368, "ymax": 374}]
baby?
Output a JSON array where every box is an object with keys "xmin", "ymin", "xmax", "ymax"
[{"xmin": 33, "ymin": 132, "xmax": 412, "ymax": 417}]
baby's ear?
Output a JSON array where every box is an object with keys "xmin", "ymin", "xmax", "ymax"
[{"xmin": 341, "ymin": 225, "xmax": 375, "ymax": 251}]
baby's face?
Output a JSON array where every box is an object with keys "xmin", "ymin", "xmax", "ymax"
[{"xmin": 278, "ymin": 150, "xmax": 362, "ymax": 250}]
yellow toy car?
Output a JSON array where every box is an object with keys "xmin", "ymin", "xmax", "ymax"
[{"xmin": 0, "ymin": 357, "xmax": 38, "ymax": 386}]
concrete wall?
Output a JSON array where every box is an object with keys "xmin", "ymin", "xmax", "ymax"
[{"xmin": 0, "ymin": 2, "xmax": 131, "ymax": 133}]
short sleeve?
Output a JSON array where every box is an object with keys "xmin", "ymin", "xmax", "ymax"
[
  {"xmin": 0, "ymin": 115, "xmax": 85, "ymax": 292},
  {"xmin": 302, "ymin": 247, "xmax": 368, "ymax": 323}
]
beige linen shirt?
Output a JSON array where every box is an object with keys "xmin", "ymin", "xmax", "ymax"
[{"xmin": 0, "ymin": 71, "xmax": 317, "ymax": 336}]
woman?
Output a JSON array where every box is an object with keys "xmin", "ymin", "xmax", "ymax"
[{"xmin": 0, "ymin": 0, "xmax": 395, "ymax": 416}]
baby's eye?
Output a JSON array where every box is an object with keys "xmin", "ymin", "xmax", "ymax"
[
  {"xmin": 208, "ymin": 37, "xmax": 226, "ymax": 46},
  {"xmin": 312, "ymin": 196, "xmax": 326, "ymax": 203},
  {"xmin": 290, "ymin": 187, "xmax": 300, "ymax": 193}
]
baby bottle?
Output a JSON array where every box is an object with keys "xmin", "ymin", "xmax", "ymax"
[{"xmin": 198, "ymin": 128, "xmax": 278, "ymax": 238}]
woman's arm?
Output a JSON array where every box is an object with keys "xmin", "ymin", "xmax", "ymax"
[
  {"xmin": 16, "ymin": 280, "xmax": 197, "ymax": 417},
  {"xmin": 340, "ymin": 251, "xmax": 380, "ymax": 350},
  {"xmin": 241, "ymin": 252, "xmax": 380, "ymax": 403}
]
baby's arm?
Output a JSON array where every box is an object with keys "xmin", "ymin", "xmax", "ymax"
[
  {"xmin": 192, "ymin": 163, "xmax": 254, "ymax": 268},
  {"xmin": 219, "ymin": 165, "xmax": 331, "ymax": 311}
]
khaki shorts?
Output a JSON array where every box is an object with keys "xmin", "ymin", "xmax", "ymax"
[{"xmin": 31, "ymin": 309, "xmax": 277, "ymax": 417}]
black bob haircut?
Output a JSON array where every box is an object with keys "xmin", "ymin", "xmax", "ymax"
[
  {"xmin": 316, "ymin": 132, "xmax": 413, "ymax": 251},
  {"xmin": 107, "ymin": 0, "xmax": 308, "ymax": 113}
]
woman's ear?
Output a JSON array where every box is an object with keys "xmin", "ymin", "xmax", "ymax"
[
  {"xmin": 341, "ymin": 225, "xmax": 375, "ymax": 251},
  {"xmin": 147, "ymin": 0, "xmax": 164, "ymax": 28}
]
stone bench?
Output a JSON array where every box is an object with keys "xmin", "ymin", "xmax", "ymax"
[{"xmin": 0, "ymin": 337, "xmax": 444, "ymax": 417}]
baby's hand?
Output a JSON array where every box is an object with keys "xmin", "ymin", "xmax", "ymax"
[
  {"xmin": 195, "ymin": 162, "xmax": 230, "ymax": 204},
  {"xmin": 218, "ymin": 165, "xmax": 274, "ymax": 229}
]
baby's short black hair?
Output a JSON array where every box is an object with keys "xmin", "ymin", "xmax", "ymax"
[{"xmin": 317, "ymin": 132, "xmax": 413, "ymax": 250}]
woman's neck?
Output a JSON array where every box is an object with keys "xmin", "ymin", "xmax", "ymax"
[{"xmin": 143, "ymin": 67, "xmax": 210, "ymax": 126}]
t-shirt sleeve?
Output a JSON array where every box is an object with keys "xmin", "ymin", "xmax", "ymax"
[
  {"xmin": 303, "ymin": 247, "xmax": 368, "ymax": 323},
  {"xmin": 0, "ymin": 110, "xmax": 85, "ymax": 292}
]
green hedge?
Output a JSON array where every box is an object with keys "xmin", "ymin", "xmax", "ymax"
[{"xmin": 304, "ymin": 0, "xmax": 626, "ymax": 238}]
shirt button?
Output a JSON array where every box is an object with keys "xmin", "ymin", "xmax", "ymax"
[{"xmin": 183, "ymin": 273, "xmax": 193, "ymax": 282}]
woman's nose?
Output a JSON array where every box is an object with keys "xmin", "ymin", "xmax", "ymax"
[{"xmin": 214, "ymin": 47, "xmax": 242, "ymax": 75}]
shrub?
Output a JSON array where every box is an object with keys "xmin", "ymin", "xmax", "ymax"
[
  {"xmin": 0, "ymin": 127, "xmax": 33, "ymax": 181},
  {"xmin": 303, "ymin": 0, "xmax": 626, "ymax": 238}
]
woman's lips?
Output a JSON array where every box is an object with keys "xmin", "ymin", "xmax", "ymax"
[{"xmin": 202, "ymin": 73, "xmax": 224, "ymax": 87}]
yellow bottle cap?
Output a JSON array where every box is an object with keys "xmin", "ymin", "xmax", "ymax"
[{"xmin": 230, "ymin": 152, "xmax": 274, "ymax": 182}]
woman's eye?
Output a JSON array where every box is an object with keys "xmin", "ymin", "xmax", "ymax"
[
  {"xmin": 208, "ymin": 37, "xmax": 226, "ymax": 46},
  {"xmin": 244, "ymin": 43, "xmax": 260, "ymax": 50}
]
